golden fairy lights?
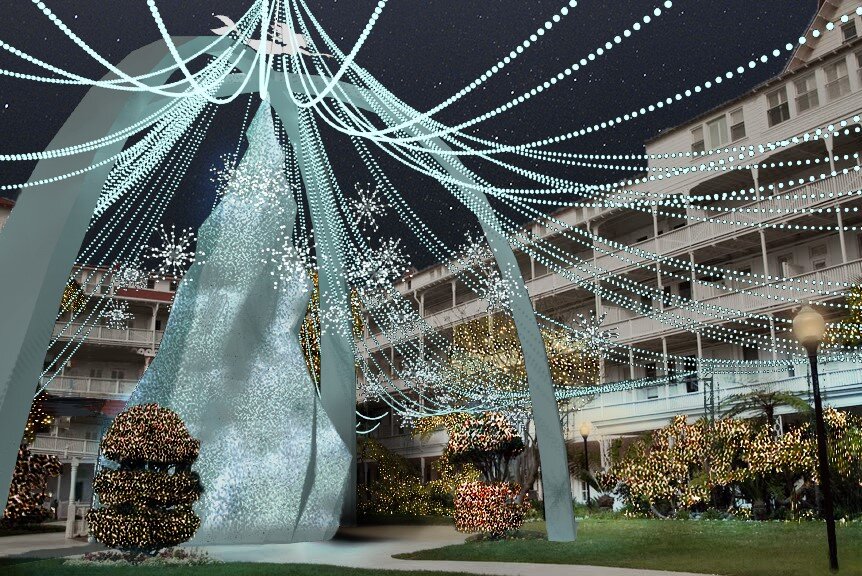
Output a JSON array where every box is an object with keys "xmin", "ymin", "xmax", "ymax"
[
  {"xmin": 599, "ymin": 408, "xmax": 862, "ymax": 518},
  {"xmin": 2, "ymin": 445, "xmax": 60, "ymax": 527},
  {"xmin": 87, "ymin": 404, "xmax": 202, "ymax": 552}
]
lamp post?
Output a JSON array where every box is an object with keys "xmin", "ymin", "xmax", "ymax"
[
  {"xmin": 579, "ymin": 421, "xmax": 592, "ymax": 507},
  {"xmin": 793, "ymin": 305, "xmax": 838, "ymax": 572}
]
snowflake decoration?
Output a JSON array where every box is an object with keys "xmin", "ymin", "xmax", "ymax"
[
  {"xmin": 111, "ymin": 263, "xmax": 148, "ymax": 291},
  {"xmin": 100, "ymin": 299, "xmax": 133, "ymax": 329},
  {"xmin": 348, "ymin": 183, "xmax": 387, "ymax": 235},
  {"xmin": 210, "ymin": 151, "xmax": 289, "ymax": 206},
  {"xmin": 350, "ymin": 238, "xmax": 411, "ymax": 290},
  {"xmin": 262, "ymin": 228, "xmax": 315, "ymax": 291},
  {"xmin": 573, "ymin": 311, "xmax": 618, "ymax": 346},
  {"xmin": 458, "ymin": 231, "xmax": 494, "ymax": 275},
  {"xmin": 401, "ymin": 358, "xmax": 444, "ymax": 389},
  {"xmin": 479, "ymin": 270, "xmax": 512, "ymax": 312},
  {"xmin": 148, "ymin": 224, "xmax": 196, "ymax": 280},
  {"xmin": 319, "ymin": 304, "xmax": 353, "ymax": 337},
  {"xmin": 362, "ymin": 292, "xmax": 421, "ymax": 334},
  {"xmin": 358, "ymin": 370, "xmax": 387, "ymax": 401}
]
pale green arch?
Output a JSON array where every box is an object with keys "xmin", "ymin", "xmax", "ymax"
[{"xmin": 0, "ymin": 36, "xmax": 576, "ymax": 540}]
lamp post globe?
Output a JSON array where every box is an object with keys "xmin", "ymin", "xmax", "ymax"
[
  {"xmin": 579, "ymin": 421, "xmax": 592, "ymax": 440},
  {"xmin": 792, "ymin": 305, "xmax": 826, "ymax": 355},
  {"xmin": 792, "ymin": 305, "xmax": 837, "ymax": 572}
]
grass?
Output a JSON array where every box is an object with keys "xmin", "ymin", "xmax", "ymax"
[
  {"xmin": 0, "ymin": 559, "xmax": 478, "ymax": 576},
  {"xmin": 0, "ymin": 525, "xmax": 65, "ymax": 538},
  {"xmin": 396, "ymin": 517, "xmax": 862, "ymax": 576}
]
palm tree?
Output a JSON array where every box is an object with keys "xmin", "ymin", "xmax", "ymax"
[{"xmin": 720, "ymin": 388, "xmax": 810, "ymax": 437}]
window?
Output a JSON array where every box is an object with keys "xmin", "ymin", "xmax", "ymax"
[
  {"xmin": 645, "ymin": 363, "xmax": 657, "ymax": 379},
  {"xmin": 110, "ymin": 369, "xmax": 125, "ymax": 380},
  {"xmin": 810, "ymin": 244, "xmax": 828, "ymax": 270},
  {"xmin": 691, "ymin": 126, "xmax": 705, "ymax": 154},
  {"xmin": 662, "ymin": 285, "xmax": 673, "ymax": 307},
  {"xmin": 794, "ymin": 74, "xmax": 819, "ymax": 112},
  {"xmin": 842, "ymin": 18, "xmax": 857, "ymax": 42},
  {"xmin": 640, "ymin": 293, "xmax": 652, "ymax": 309},
  {"xmin": 89, "ymin": 368, "xmax": 103, "ymax": 378},
  {"xmin": 766, "ymin": 87, "xmax": 790, "ymax": 126},
  {"xmin": 646, "ymin": 386, "xmax": 659, "ymax": 399},
  {"xmin": 825, "ymin": 59, "xmax": 851, "ymax": 100},
  {"xmin": 777, "ymin": 254, "xmax": 794, "ymax": 277},
  {"xmin": 857, "ymin": 51, "xmax": 862, "ymax": 86},
  {"xmin": 743, "ymin": 346, "xmax": 759, "ymax": 362},
  {"xmin": 729, "ymin": 108, "xmax": 746, "ymax": 141},
  {"xmin": 146, "ymin": 278, "xmax": 155, "ymax": 289},
  {"xmin": 678, "ymin": 281, "xmax": 692, "ymax": 301},
  {"xmin": 155, "ymin": 319, "xmax": 162, "ymax": 331},
  {"xmin": 683, "ymin": 356, "xmax": 699, "ymax": 393},
  {"xmin": 169, "ymin": 280, "xmax": 178, "ymax": 291},
  {"xmin": 707, "ymin": 115, "xmax": 729, "ymax": 148}
]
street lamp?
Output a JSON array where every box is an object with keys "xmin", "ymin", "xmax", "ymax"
[
  {"xmin": 793, "ymin": 305, "xmax": 838, "ymax": 572},
  {"xmin": 579, "ymin": 421, "xmax": 592, "ymax": 507}
]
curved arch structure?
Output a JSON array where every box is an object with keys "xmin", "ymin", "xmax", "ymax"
[{"xmin": 0, "ymin": 37, "xmax": 576, "ymax": 541}]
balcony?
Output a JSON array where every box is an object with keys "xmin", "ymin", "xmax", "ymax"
[
  {"xmin": 52, "ymin": 322, "xmax": 164, "ymax": 346},
  {"xmin": 594, "ymin": 171, "xmax": 862, "ymax": 277},
  {"xmin": 41, "ymin": 376, "xmax": 138, "ymax": 399},
  {"xmin": 606, "ymin": 258, "xmax": 860, "ymax": 343},
  {"xmin": 579, "ymin": 361, "xmax": 862, "ymax": 436},
  {"xmin": 30, "ymin": 435, "xmax": 100, "ymax": 461}
]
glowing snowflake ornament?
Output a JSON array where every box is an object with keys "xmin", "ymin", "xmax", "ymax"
[
  {"xmin": 100, "ymin": 299, "xmax": 134, "ymax": 329},
  {"xmin": 148, "ymin": 224, "xmax": 196, "ymax": 280},
  {"xmin": 263, "ymin": 228, "xmax": 314, "ymax": 291},
  {"xmin": 111, "ymin": 263, "xmax": 148, "ymax": 291},
  {"xmin": 348, "ymin": 183, "xmax": 386, "ymax": 235},
  {"xmin": 350, "ymin": 238, "xmax": 410, "ymax": 290}
]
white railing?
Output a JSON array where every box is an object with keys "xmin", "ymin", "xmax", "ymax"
[
  {"xmin": 581, "ymin": 362, "xmax": 862, "ymax": 428},
  {"xmin": 52, "ymin": 322, "xmax": 164, "ymax": 346},
  {"xmin": 31, "ymin": 435, "xmax": 100, "ymax": 459},
  {"xmin": 41, "ymin": 376, "xmax": 138, "ymax": 398},
  {"xmin": 595, "ymin": 172, "xmax": 862, "ymax": 276},
  {"xmin": 605, "ymin": 259, "xmax": 860, "ymax": 343}
]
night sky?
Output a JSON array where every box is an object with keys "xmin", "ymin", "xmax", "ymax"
[{"xmin": 0, "ymin": 1, "xmax": 818, "ymax": 267}]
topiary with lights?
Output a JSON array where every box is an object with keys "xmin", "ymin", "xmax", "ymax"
[
  {"xmin": 87, "ymin": 404, "xmax": 203, "ymax": 553},
  {"xmin": 2, "ymin": 445, "xmax": 61, "ymax": 528},
  {"xmin": 446, "ymin": 412, "xmax": 530, "ymax": 537}
]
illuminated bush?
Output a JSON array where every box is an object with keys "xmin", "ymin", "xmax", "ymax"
[
  {"xmin": 454, "ymin": 480, "xmax": 530, "ymax": 536},
  {"xmin": 87, "ymin": 404, "xmax": 203, "ymax": 553},
  {"xmin": 2, "ymin": 445, "xmax": 61, "ymax": 527}
]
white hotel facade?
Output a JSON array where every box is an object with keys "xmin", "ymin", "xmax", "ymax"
[
  {"xmin": 360, "ymin": 0, "xmax": 862, "ymax": 498},
  {"xmin": 2, "ymin": 0, "xmax": 862, "ymax": 515}
]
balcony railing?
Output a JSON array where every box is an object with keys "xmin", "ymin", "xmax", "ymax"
[
  {"xmin": 581, "ymin": 362, "xmax": 862, "ymax": 429},
  {"xmin": 605, "ymin": 258, "xmax": 860, "ymax": 343},
  {"xmin": 52, "ymin": 322, "xmax": 164, "ymax": 346},
  {"xmin": 30, "ymin": 435, "xmax": 100, "ymax": 459},
  {"xmin": 41, "ymin": 376, "xmax": 138, "ymax": 399}
]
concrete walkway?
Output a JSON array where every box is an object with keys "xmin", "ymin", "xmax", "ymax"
[
  {"xmin": 202, "ymin": 525, "xmax": 712, "ymax": 576},
  {"xmin": 0, "ymin": 525, "xmax": 712, "ymax": 576}
]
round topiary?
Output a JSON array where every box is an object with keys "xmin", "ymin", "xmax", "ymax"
[{"xmin": 98, "ymin": 404, "xmax": 200, "ymax": 467}]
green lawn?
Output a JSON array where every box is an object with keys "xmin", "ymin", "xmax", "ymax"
[
  {"xmin": 396, "ymin": 518, "xmax": 862, "ymax": 576},
  {"xmin": 0, "ymin": 559, "xmax": 478, "ymax": 576}
]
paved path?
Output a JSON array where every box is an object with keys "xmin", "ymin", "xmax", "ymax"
[
  {"xmin": 0, "ymin": 525, "xmax": 712, "ymax": 576},
  {"xmin": 0, "ymin": 532, "xmax": 101, "ymax": 559},
  {"xmin": 202, "ymin": 525, "xmax": 712, "ymax": 576}
]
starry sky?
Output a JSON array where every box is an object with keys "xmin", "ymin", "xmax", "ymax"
[{"xmin": 0, "ymin": 1, "xmax": 818, "ymax": 267}]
